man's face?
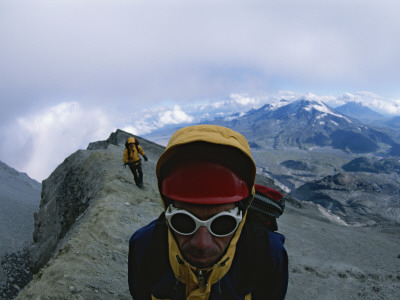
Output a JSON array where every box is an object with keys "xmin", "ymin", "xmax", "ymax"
[{"xmin": 172, "ymin": 201, "xmax": 236, "ymax": 269}]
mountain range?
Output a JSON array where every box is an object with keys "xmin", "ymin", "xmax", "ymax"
[
  {"xmin": 146, "ymin": 99, "xmax": 400, "ymax": 153},
  {"xmin": 206, "ymin": 99, "xmax": 399, "ymax": 155},
  {"xmin": 144, "ymin": 99, "xmax": 400, "ymax": 225}
]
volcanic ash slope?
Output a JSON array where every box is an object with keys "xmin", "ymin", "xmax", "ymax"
[{"xmin": 16, "ymin": 138, "xmax": 400, "ymax": 299}]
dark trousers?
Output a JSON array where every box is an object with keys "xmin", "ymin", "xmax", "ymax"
[{"xmin": 128, "ymin": 161, "xmax": 143, "ymax": 186}]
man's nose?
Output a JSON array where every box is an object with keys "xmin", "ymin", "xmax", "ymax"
[{"xmin": 191, "ymin": 226, "xmax": 214, "ymax": 250}]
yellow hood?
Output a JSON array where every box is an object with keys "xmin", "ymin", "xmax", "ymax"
[
  {"xmin": 155, "ymin": 125, "xmax": 256, "ymax": 299},
  {"xmin": 156, "ymin": 124, "xmax": 256, "ymax": 208},
  {"xmin": 127, "ymin": 137, "xmax": 136, "ymax": 144}
]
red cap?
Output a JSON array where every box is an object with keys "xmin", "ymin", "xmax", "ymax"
[{"xmin": 161, "ymin": 161, "xmax": 249, "ymax": 204}]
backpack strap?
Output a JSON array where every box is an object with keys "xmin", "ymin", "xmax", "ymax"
[
  {"xmin": 137, "ymin": 213, "xmax": 170, "ymax": 299},
  {"xmin": 234, "ymin": 210, "xmax": 271, "ymax": 296},
  {"xmin": 125, "ymin": 141, "xmax": 132, "ymax": 161},
  {"xmin": 134, "ymin": 142, "xmax": 139, "ymax": 154},
  {"xmin": 238, "ymin": 210, "xmax": 288, "ymax": 299}
]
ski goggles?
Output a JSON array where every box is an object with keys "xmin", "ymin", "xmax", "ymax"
[{"xmin": 165, "ymin": 204, "xmax": 243, "ymax": 237}]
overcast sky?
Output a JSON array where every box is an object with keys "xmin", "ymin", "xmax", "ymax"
[{"xmin": 1, "ymin": 0, "xmax": 400, "ymax": 181}]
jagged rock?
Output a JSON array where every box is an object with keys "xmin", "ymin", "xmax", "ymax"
[
  {"xmin": 0, "ymin": 248, "xmax": 32, "ymax": 299},
  {"xmin": 87, "ymin": 129, "xmax": 133, "ymax": 150},
  {"xmin": 29, "ymin": 149, "xmax": 105, "ymax": 274}
]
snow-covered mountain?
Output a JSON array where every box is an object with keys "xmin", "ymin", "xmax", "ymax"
[
  {"xmin": 144, "ymin": 99, "xmax": 400, "ymax": 155},
  {"xmin": 209, "ymin": 99, "xmax": 398, "ymax": 154}
]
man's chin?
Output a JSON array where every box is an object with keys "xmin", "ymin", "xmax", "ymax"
[{"xmin": 186, "ymin": 254, "xmax": 216, "ymax": 269}]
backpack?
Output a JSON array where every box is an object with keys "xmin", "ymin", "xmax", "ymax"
[
  {"xmin": 248, "ymin": 184, "xmax": 285, "ymax": 231},
  {"xmin": 125, "ymin": 138, "xmax": 139, "ymax": 161}
]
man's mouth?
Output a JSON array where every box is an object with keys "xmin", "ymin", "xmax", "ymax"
[{"xmin": 186, "ymin": 253, "xmax": 214, "ymax": 268}]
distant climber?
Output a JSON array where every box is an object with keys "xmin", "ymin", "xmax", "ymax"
[
  {"xmin": 128, "ymin": 125, "xmax": 288, "ymax": 299},
  {"xmin": 123, "ymin": 137, "xmax": 148, "ymax": 188}
]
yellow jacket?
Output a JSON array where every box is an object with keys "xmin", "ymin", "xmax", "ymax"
[{"xmin": 123, "ymin": 137, "xmax": 146, "ymax": 165}]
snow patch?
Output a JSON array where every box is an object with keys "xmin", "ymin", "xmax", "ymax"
[
  {"xmin": 330, "ymin": 120, "xmax": 339, "ymax": 126},
  {"xmin": 304, "ymin": 101, "xmax": 352, "ymax": 123},
  {"xmin": 224, "ymin": 115, "xmax": 239, "ymax": 121},
  {"xmin": 317, "ymin": 205, "xmax": 349, "ymax": 226},
  {"xmin": 268, "ymin": 100, "xmax": 291, "ymax": 111}
]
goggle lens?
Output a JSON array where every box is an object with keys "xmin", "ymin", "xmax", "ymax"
[
  {"xmin": 166, "ymin": 205, "xmax": 242, "ymax": 237},
  {"xmin": 170, "ymin": 213, "xmax": 196, "ymax": 234},
  {"xmin": 210, "ymin": 215, "xmax": 237, "ymax": 236}
]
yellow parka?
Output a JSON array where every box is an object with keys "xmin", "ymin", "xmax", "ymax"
[
  {"xmin": 123, "ymin": 137, "xmax": 146, "ymax": 165},
  {"xmin": 156, "ymin": 125, "xmax": 256, "ymax": 300}
]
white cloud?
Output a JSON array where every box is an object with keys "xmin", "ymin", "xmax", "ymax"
[
  {"xmin": 335, "ymin": 92, "xmax": 400, "ymax": 115},
  {"xmin": 10, "ymin": 102, "xmax": 113, "ymax": 181},
  {"xmin": 2, "ymin": 0, "xmax": 400, "ymax": 114},
  {"xmin": 158, "ymin": 105, "xmax": 194, "ymax": 126},
  {"xmin": 122, "ymin": 118, "xmax": 158, "ymax": 136},
  {"xmin": 229, "ymin": 93, "xmax": 258, "ymax": 106},
  {"xmin": 119, "ymin": 105, "xmax": 195, "ymax": 137}
]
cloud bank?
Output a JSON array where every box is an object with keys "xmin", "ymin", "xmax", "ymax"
[
  {"xmin": 0, "ymin": 102, "xmax": 114, "ymax": 181},
  {"xmin": 1, "ymin": 0, "xmax": 400, "ymax": 113}
]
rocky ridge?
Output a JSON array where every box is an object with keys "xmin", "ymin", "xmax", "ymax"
[{"xmin": 15, "ymin": 130, "xmax": 400, "ymax": 300}]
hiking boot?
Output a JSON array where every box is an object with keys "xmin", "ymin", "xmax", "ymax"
[{"xmin": 135, "ymin": 181, "xmax": 143, "ymax": 188}]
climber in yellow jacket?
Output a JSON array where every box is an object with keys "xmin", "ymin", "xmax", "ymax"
[
  {"xmin": 128, "ymin": 125, "xmax": 288, "ymax": 299},
  {"xmin": 123, "ymin": 137, "xmax": 148, "ymax": 188}
]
